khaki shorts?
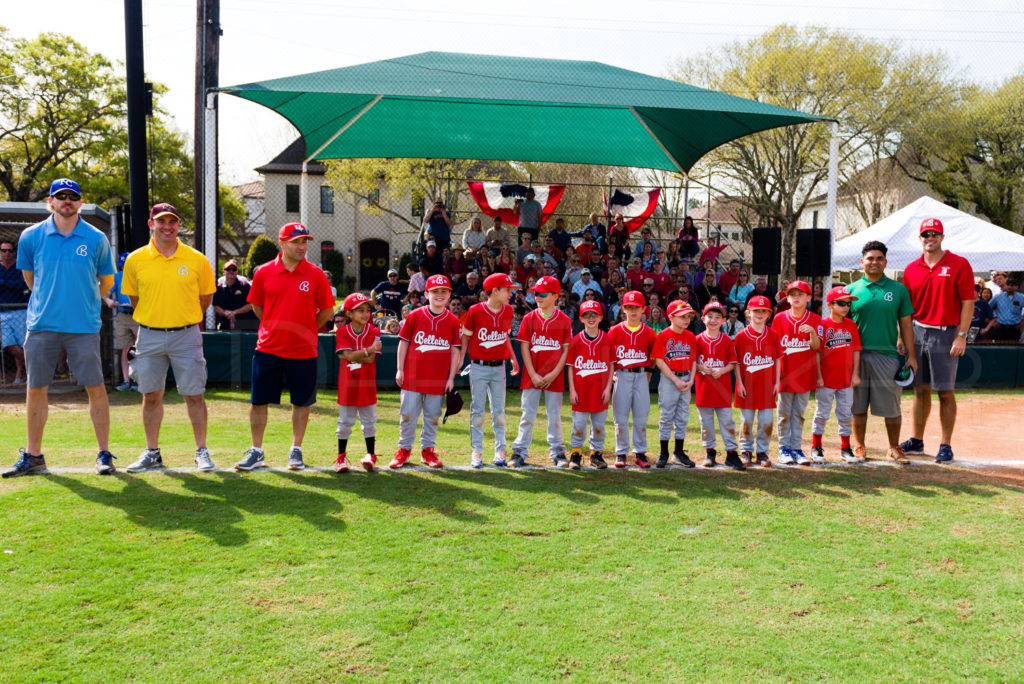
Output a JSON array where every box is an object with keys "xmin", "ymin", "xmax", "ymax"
[
  {"xmin": 852, "ymin": 351, "xmax": 901, "ymax": 418},
  {"xmin": 114, "ymin": 312, "xmax": 140, "ymax": 350},
  {"xmin": 132, "ymin": 325, "xmax": 207, "ymax": 396}
]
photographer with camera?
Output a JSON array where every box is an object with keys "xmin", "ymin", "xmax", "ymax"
[{"xmin": 424, "ymin": 197, "xmax": 452, "ymax": 252}]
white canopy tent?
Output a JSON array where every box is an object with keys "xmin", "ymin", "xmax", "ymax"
[{"xmin": 832, "ymin": 196, "xmax": 1024, "ymax": 271}]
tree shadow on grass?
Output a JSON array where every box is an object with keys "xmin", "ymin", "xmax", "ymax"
[{"xmin": 47, "ymin": 474, "xmax": 250, "ymax": 547}]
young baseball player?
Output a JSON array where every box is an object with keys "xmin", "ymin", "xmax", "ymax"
[
  {"xmin": 812, "ymin": 286, "xmax": 862, "ymax": 463},
  {"xmin": 567, "ymin": 300, "xmax": 615, "ymax": 469},
  {"xmin": 695, "ymin": 301, "xmax": 743, "ymax": 470},
  {"xmin": 771, "ymin": 280, "xmax": 822, "ymax": 465},
  {"xmin": 391, "ymin": 274, "xmax": 462, "ymax": 469},
  {"xmin": 510, "ymin": 276, "xmax": 571, "ymax": 467},
  {"xmin": 652, "ymin": 300, "xmax": 698, "ymax": 468},
  {"xmin": 458, "ymin": 272, "xmax": 521, "ymax": 468},
  {"xmin": 608, "ymin": 290, "xmax": 657, "ymax": 468},
  {"xmin": 733, "ymin": 295, "xmax": 782, "ymax": 468},
  {"xmin": 334, "ymin": 292, "xmax": 382, "ymax": 472}
]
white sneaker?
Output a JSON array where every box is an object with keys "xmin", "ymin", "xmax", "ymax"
[
  {"xmin": 810, "ymin": 446, "xmax": 826, "ymax": 463},
  {"xmin": 470, "ymin": 451, "xmax": 484, "ymax": 469},
  {"xmin": 794, "ymin": 449, "xmax": 811, "ymax": 466},
  {"xmin": 777, "ymin": 448, "xmax": 795, "ymax": 465},
  {"xmin": 126, "ymin": 448, "xmax": 163, "ymax": 472},
  {"xmin": 194, "ymin": 447, "xmax": 216, "ymax": 471}
]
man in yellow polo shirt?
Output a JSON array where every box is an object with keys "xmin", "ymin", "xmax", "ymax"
[{"xmin": 121, "ymin": 202, "xmax": 217, "ymax": 472}]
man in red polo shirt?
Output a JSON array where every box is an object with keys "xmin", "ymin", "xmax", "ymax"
[
  {"xmin": 898, "ymin": 218, "xmax": 974, "ymax": 463},
  {"xmin": 235, "ymin": 223, "xmax": 335, "ymax": 472}
]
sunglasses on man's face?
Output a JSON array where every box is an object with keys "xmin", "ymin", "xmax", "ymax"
[
  {"xmin": 0, "ymin": 248, "xmax": 14, "ymax": 253},
  {"xmin": 54, "ymin": 193, "xmax": 80, "ymax": 201},
  {"xmin": 224, "ymin": 267, "xmax": 237, "ymax": 272},
  {"xmin": 921, "ymin": 231, "xmax": 941, "ymax": 239}
]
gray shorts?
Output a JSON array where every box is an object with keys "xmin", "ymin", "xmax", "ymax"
[
  {"xmin": 24, "ymin": 330, "xmax": 104, "ymax": 388},
  {"xmin": 114, "ymin": 312, "xmax": 140, "ymax": 350},
  {"xmin": 133, "ymin": 325, "xmax": 207, "ymax": 396},
  {"xmin": 913, "ymin": 323, "xmax": 959, "ymax": 392},
  {"xmin": 852, "ymin": 352, "xmax": 901, "ymax": 418}
]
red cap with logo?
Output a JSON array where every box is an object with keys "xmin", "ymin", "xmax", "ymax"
[
  {"xmin": 746, "ymin": 295, "xmax": 773, "ymax": 311},
  {"xmin": 483, "ymin": 272, "xmax": 518, "ymax": 291},
  {"xmin": 703, "ymin": 301, "xmax": 726, "ymax": 316},
  {"xmin": 149, "ymin": 203, "xmax": 180, "ymax": 221},
  {"xmin": 530, "ymin": 276, "xmax": 561, "ymax": 295},
  {"xmin": 825, "ymin": 285, "xmax": 859, "ymax": 304},
  {"xmin": 278, "ymin": 223, "xmax": 311, "ymax": 241},
  {"xmin": 666, "ymin": 300, "xmax": 695, "ymax": 318},
  {"xmin": 343, "ymin": 292, "xmax": 372, "ymax": 311},
  {"xmin": 786, "ymin": 280, "xmax": 812, "ymax": 295},
  {"xmin": 920, "ymin": 217, "xmax": 944, "ymax": 235},
  {"xmin": 622, "ymin": 290, "xmax": 645, "ymax": 308},
  {"xmin": 425, "ymin": 274, "xmax": 452, "ymax": 291},
  {"xmin": 579, "ymin": 300, "xmax": 603, "ymax": 318}
]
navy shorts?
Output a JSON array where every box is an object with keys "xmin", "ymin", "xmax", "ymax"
[{"xmin": 250, "ymin": 350, "xmax": 318, "ymax": 407}]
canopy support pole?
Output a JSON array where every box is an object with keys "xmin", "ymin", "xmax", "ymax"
[
  {"xmin": 203, "ymin": 91, "xmax": 218, "ymax": 329},
  {"xmin": 823, "ymin": 120, "xmax": 839, "ymax": 314}
]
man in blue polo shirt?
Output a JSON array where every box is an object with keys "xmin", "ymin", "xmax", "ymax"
[
  {"xmin": 2, "ymin": 179, "xmax": 118, "ymax": 478},
  {"xmin": 0, "ymin": 239, "xmax": 30, "ymax": 384}
]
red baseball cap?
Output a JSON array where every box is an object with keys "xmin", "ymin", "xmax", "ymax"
[
  {"xmin": 622, "ymin": 290, "xmax": 645, "ymax": 308},
  {"xmin": 530, "ymin": 276, "xmax": 561, "ymax": 295},
  {"xmin": 343, "ymin": 292, "xmax": 372, "ymax": 311},
  {"xmin": 825, "ymin": 286, "xmax": 859, "ymax": 304},
  {"xmin": 579, "ymin": 300, "xmax": 603, "ymax": 318},
  {"xmin": 483, "ymin": 272, "xmax": 518, "ymax": 291},
  {"xmin": 425, "ymin": 274, "xmax": 452, "ymax": 291},
  {"xmin": 746, "ymin": 295, "xmax": 773, "ymax": 311},
  {"xmin": 920, "ymin": 217, "xmax": 944, "ymax": 235},
  {"xmin": 149, "ymin": 203, "xmax": 180, "ymax": 221},
  {"xmin": 666, "ymin": 301, "xmax": 695, "ymax": 318},
  {"xmin": 786, "ymin": 280, "xmax": 812, "ymax": 295},
  {"xmin": 278, "ymin": 223, "xmax": 311, "ymax": 241},
  {"xmin": 703, "ymin": 301, "xmax": 726, "ymax": 316}
]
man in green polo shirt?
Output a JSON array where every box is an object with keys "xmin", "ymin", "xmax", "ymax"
[{"xmin": 846, "ymin": 240, "xmax": 917, "ymax": 464}]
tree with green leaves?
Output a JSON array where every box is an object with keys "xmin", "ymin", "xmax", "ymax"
[{"xmin": 672, "ymin": 25, "xmax": 958, "ymax": 276}]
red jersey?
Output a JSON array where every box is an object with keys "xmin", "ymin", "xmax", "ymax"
[
  {"xmin": 568, "ymin": 330, "xmax": 614, "ymax": 413},
  {"xmin": 248, "ymin": 256, "xmax": 335, "ymax": 359},
  {"xmin": 652, "ymin": 326, "xmax": 696, "ymax": 373},
  {"xmin": 771, "ymin": 308, "xmax": 823, "ymax": 394},
  {"xmin": 516, "ymin": 308, "xmax": 571, "ymax": 391},
  {"xmin": 462, "ymin": 302, "xmax": 513, "ymax": 362},
  {"xmin": 650, "ymin": 271, "xmax": 674, "ymax": 299},
  {"xmin": 625, "ymin": 268, "xmax": 647, "ymax": 290},
  {"xmin": 903, "ymin": 251, "xmax": 974, "ymax": 327},
  {"xmin": 819, "ymin": 317, "xmax": 862, "ymax": 390},
  {"xmin": 398, "ymin": 306, "xmax": 462, "ymax": 395},
  {"xmin": 608, "ymin": 322, "xmax": 656, "ymax": 371},
  {"xmin": 576, "ymin": 243, "xmax": 594, "ymax": 266},
  {"xmin": 695, "ymin": 331, "xmax": 737, "ymax": 408},
  {"xmin": 335, "ymin": 322, "xmax": 380, "ymax": 407},
  {"xmin": 733, "ymin": 325, "xmax": 782, "ymax": 410}
]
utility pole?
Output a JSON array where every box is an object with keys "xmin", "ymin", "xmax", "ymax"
[
  {"xmin": 124, "ymin": 0, "xmax": 149, "ymax": 249},
  {"xmin": 194, "ymin": 0, "xmax": 221, "ymax": 250}
]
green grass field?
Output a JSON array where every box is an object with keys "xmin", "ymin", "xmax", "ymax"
[{"xmin": 2, "ymin": 389, "xmax": 1023, "ymax": 681}]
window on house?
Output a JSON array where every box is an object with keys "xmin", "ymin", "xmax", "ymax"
[
  {"xmin": 320, "ymin": 186, "xmax": 334, "ymax": 214},
  {"xmin": 285, "ymin": 184, "xmax": 299, "ymax": 213}
]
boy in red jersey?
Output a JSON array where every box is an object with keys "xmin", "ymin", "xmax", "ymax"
[
  {"xmin": 770, "ymin": 280, "xmax": 822, "ymax": 465},
  {"xmin": 652, "ymin": 300, "xmax": 698, "ymax": 468},
  {"xmin": 334, "ymin": 292, "xmax": 382, "ymax": 472},
  {"xmin": 811, "ymin": 286, "xmax": 862, "ymax": 463},
  {"xmin": 458, "ymin": 272, "xmax": 521, "ymax": 468},
  {"xmin": 567, "ymin": 300, "xmax": 615, "ymax": 469},
  {"xmin": 609, "ymin": 290, "xmax": 657, "ymax": 468},
  {"xmin": 510, "ymin": 276, "xmax": 571, "ymax": 467},
  {"xmin": 734, "ymin": 295, "xmax": 782, "ymax": 468},
  {"xmin": 391, "ymin": 274, "xmax": 462, "ymax": 469},
  {"xmin": 695, "ymin": 302, "xmax": 743, "ymax": 469}
]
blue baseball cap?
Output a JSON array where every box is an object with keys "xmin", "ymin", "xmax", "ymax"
[{"xmin": 49, "ymin": 178, "xmax": 81, "ymax": 198}]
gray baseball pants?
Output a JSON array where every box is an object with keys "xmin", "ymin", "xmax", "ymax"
[
  {"xmin": 511, "ymin": 388, "xmax": 564, "ymax": 457},
  {"xmin": 612, "ymin": 370, "xmax": 650, "ymax": 455},
  {"xmin": 777, "ymin": 391, "xmax": 810, "ymax": 450},
  {"xmin": 812, "ymin": 386, "xmax": 853, "ymax": 437},
  {"xmin": 697, "ymin": 406, "xmax": 737, "ymax": 450},
  {"xmin": 657, "ymin": 372, "xmax": 691, "ymax": 441},
  {"xmin": 739, "ymin": 408, "xmax": 774, "ymax": 453},
  {"xmin": 398, "ymin": 390, "xmax": 444, "ymax": 450},
  {"xmin": 569, "ymin": 410, "xmax": 608, "ymax": 452},
  {"xmin": 336, "ymin": 404, "xmax": 378, "ymax": 439},
  {"xmin": 469, "ymin": 363, "xmax": 507, "ymax": 453}
]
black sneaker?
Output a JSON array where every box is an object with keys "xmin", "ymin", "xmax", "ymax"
[
  {"xmin": 702, "ymin": 449, "xmax": 717, "ymax": 468},
  {"xmin": 2, "ymin": 450, "xmax": 47, "ymax": 478},
  {"xmin": 898, "ymin": 437, "xmax": 925, "ymax": 454},
  {"xmin": 509, "ymin": 454, "xmax": 527, "ymax": 468},
  {"xmin": 724, "ymin": 450, "xmax": 747, "ymax": 471},
  {"xmin": 935, "ymin": 444, "xmax": 954, "ymax": 463},
  {"xmin": 674, "ymin": 451, "xmax": 695, "ymax": 468},
  {"xmin": 655, "ymin": 453, "xmax": 670, "ymax": 468},
  {"xmin": 95, "ymin": 450, "xmax": 117, "ymax": 475},
  {"xmin": 589, "ymin": 452, "xmax": 607, "ymax": 469},
  {"xmin": 634, "ymin": 453, "xmax": 651, "ymax": 469},
  {"xmin": 756, "ymin": 452, "xmax": 772, "ymax": 467},
  {"xmin": 614, "ymin": 454, "xmax": 627, "ymax": 469},
  {"xmin": 568, "ymin": 449, "xmax": 583, "ymax": 470},
  {"xmin": 552, "ymin": 453, "xmax": 570, "ymax": 468}
]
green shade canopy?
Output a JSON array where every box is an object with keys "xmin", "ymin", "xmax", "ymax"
[{"xmin": 219, "ymin": 52, "xmax": 830, "ymax": 173}]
